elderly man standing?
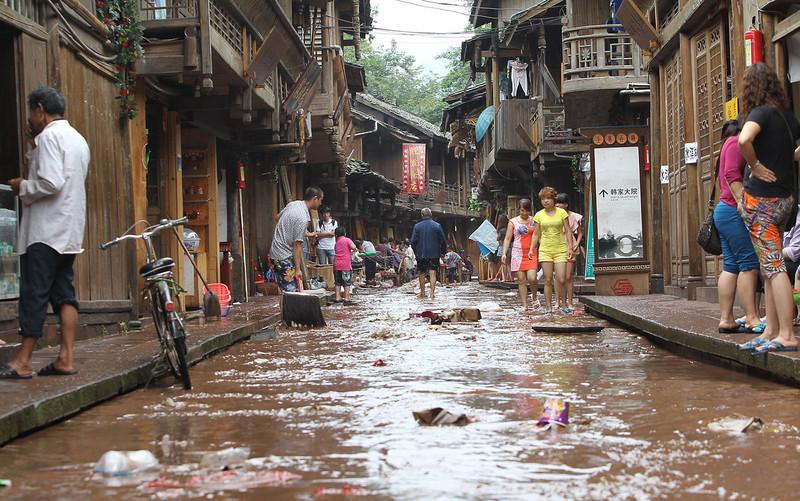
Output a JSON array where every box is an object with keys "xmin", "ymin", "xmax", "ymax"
[
  {"xmin": 410, "ymin": 208, "xmax": 446, "ymax": 300},
  {"xmin": 1, "ymin": 86, "xmax": 89, "ymax": 379},
  {"xmin": 270, "ymin": 186, "xmax": 324, "ymax": 292}
]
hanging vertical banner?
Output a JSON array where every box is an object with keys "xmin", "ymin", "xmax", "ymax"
[
  {"xmin": 402, "ymin": 143, "xmax": 426, "ymax": 194},
  {"xmin": 584, "ymin": 198, "xmax": 595, "ymax": 281}
]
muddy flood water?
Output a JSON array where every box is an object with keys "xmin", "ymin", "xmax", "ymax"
[{"xmin": 1, "ymin": 282, "xmax": 800, "ymax": 500}]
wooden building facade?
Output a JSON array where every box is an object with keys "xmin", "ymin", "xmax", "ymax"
[
  {"xmin": 622, "ymin": 0, "xmax": 800, "ymax": 297},
  {"xmin": 0, "ymin": 0, "xmax": 138, "ymax": 330}
]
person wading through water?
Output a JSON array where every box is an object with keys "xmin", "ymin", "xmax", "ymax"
[{"xmin": 410, "ymin": 208, "xmax": 446, "ymax": 300}]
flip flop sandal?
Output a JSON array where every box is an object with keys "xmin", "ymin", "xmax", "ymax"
[
  {"xmin": 0, "ymin": 364, "xmax": 34, "ymax": 380},
  {"xmin": 719, "ymin": 324, "xmax": 747, "ymax": 333},
  {"xmin": 746, "ymin": 323, "xmax": 766, "ymax": 334},
  {"xmin": 37, "ymin": 362, "xmax": 78, "ymax": 376},
  {"xmin": 739, "ymin": 337, "xmax": 768, "ymax": 351},
  {"xmin": 752, "ymin": 340, "xmax": 799, "ymax": 355}
]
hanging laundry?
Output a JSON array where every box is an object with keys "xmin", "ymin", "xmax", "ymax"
[{"xmin": 508, "ymin": 59, "xmax": 529, "ymax": 97}]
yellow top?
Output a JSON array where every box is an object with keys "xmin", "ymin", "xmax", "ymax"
[{"xmin": 533, "ymin": 208, "xmax": 569, "ymax": 254}]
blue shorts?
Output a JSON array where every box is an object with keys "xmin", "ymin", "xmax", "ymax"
[{"xmin": 713, "ymin": 202, "xmax": 759, "ymax": 274}]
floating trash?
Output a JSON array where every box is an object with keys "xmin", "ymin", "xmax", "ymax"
[
  {"xmin": 200, "ymin": 447, "xmax": 251, "ymax": 469},
  {"xmin": 534, "ymin": 398, "xmax": 570, "ymax": 431},
  {"xmin": 707, "ymin": 416, "xmax": 764, "ymax": 434},
  {"xmin": 372, "ymin": 359, "xmax": 387, "ymax": 367},
  {"xmin": 412, "ymin": 407, "xmax": 472, "ymax": 426},
  {"xmin": 94, "ymin": 450, "xmax": 160, "ymax": 476},
  {"xmin": 314, "ymin": 485, "xmax": 369, "ymax": 497}
]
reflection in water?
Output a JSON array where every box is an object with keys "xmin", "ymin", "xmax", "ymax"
[{"xmin": 1, "ymin": 283, "xmax": 799, "ymax": 500}]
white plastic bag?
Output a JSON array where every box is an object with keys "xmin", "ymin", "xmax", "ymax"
[{"xmin": 94, "ymin": 450, "xmax": 159, "ymax": 476}]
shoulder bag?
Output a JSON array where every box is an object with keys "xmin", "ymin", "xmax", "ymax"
[{"xmin": 696, "ymin": 153, "xmax": 722, "ymax": 255}]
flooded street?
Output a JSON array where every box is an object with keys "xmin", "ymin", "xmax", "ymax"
[{"xmin": 1, "ymin": 282, "xmax": 800, "ymax": 499}]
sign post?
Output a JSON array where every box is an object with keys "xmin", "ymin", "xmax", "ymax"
[{"xmin": 587, "ymin": 127, "xmax": 650, "ymax": 295}]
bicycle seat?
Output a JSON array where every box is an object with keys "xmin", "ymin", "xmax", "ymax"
[{"xmin": 139, "ymin": 257, "xmax": 175, "ymax": 277}]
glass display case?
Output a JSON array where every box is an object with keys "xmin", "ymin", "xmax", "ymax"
[{"xmin": 0, "ymin": 185, "xmax": 18, "ymax": 300}]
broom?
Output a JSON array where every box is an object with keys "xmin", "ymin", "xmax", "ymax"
[
  {"xmin": 280, "ymin": 257, "xmax": 326, "ymax": 328},
  {"xmin": 172, "ymin": 227, "xmax": 222, "ymax": 318}
]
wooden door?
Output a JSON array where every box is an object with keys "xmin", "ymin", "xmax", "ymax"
[
  {"xmin": 665, "ymin": 51, "xmax": 688, "ymax": 286},
  {"xmin": 693, "ymin": 21, "xmax": 727, "ymax": 284}
]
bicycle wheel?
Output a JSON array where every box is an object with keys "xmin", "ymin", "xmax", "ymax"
[
  {"xmin": 151, "ymin": 290, "xmax": 191, "ymax": 389},
  {"xmin": 169, "ymin": 320, "xmax": 192, "ymax": 390}
]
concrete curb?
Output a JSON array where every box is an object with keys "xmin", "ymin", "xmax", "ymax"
[
  {"xmin": 582, "ymin": 296, "xmax": 800, "ymax": 387},
  {"xmin": 0, "ymin": 314, "xmax": 280, "ymax": 446}
]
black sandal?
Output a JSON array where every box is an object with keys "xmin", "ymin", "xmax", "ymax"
[
  {"xmin": 37, "ymin": 362, "xmax": 78, "ymax": 376},
  {"xmin": 0, "ymin": 364, "xmax": 34, "ymax": 379}
]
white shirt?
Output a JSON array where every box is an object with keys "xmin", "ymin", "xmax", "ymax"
[
  {"xmin": 405, "ymin": 246, "xmax": 416, "ymax": 267},
  {"xmin": 317, "ymin": 218, "xmax": 337, "ymax": 251},
  {"xmin": 18, "ymin": 120, "xmax": 90, "ymax": 255}
]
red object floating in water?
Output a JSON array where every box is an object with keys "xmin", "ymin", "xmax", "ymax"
[
  {"xmin": 314, "ymin": 485, "xmax": 369, "ymax": 497},
  {"xmin": 372, "ymin": 359, "xmax": 386, "ymax": 367}
]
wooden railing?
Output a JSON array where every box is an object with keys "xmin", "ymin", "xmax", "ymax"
[
  {"xmin": 395, "ymin": 180, "xmax": 475, "ymax": 215},
  {"xmin": 562, "ymin": 24, "xmax": 644, "ymax": 83},
  {"xmin": 208, "ymin": 0, "xmax": 242, "ymax": 55},
  {"xmin": 138, "ymin": 0, "xmax": 198, "ymax": 21},
  {"xmin": 3, "ymin": 0, "xmax": 46, "ymax": 25}
]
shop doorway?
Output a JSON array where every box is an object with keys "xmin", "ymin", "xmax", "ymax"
[{"xmin": 0, "ymin": 28, "xmax": 20, "ymax": 183}]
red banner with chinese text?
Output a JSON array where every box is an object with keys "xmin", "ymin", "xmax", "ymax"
[{"xmin": 402, "ymin": 143, "xmax": 426, "ymax": 194}]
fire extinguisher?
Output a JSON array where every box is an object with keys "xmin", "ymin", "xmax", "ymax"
[
  {"xmin": 643, "ymin": 144, "xmax": 651, "ymax": 172},
  {"xmin": 236, "ymin": 160, "xmax": 246, "ymax": 189},
  {"xmin": 745, "ymin": 28, "xmax": 764, "ymax": 67}
]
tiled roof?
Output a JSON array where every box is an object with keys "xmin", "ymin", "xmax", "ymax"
[
  {"xmin": 345, "ymin": 158, "xmax": 400, "ymax": 192},
  {"xmin": 355, "ymin": 93, "xmax": 447, "ymax": 141}
]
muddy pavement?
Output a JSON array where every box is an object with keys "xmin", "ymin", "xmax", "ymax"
[{"xmin": 1, "ymin": 282, "xmax": 800, "ymax": 499}]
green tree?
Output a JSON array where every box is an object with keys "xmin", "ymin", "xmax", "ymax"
[{"xmin": 345, "ymin": 38, "xmax": 479, "ymax": 126}]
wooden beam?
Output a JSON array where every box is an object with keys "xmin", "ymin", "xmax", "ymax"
[
  {"xmin": 648, "ymin": 67, "xmax": 663, "ymax": 291},
  {"xmin": 774, "ymin": 9, "xmax": 800, "ymax": 42},
  {"xmin": 480, "ymin": 48, "xmax": 523, "ymax": 59},
  {"xmin": 679, "ymin": 33, "xmax": 702, "ymax": 298},
  {"xmin": 60, "ymin": 0, "xmax": 110, "ymax": 38},
  {"xmin": 730, "ymin": 0, "xmax": 745, "ymax": 97},
  {"xmin": 0, "ymin": 4, "xmax": 47, "ymax": 40}
]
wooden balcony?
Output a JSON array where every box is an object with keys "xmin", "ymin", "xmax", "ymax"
[
  {"xmin": 562, "ymin": 24, "xmax": 647, "ymax": 94},
  {"xmin": 138, "ymin": 0, "xmax": 306, "ymax": 92},
  {"xmin": 395, "ymin": 180, "xmax": 477, "ymax": 217},
  {"xmin": 495, "ymin": 99, "xmax": 537, "ymax": 156},
  {"xmin": 531, "ymin": 104, "xmax": 590, "ymax": 156}
]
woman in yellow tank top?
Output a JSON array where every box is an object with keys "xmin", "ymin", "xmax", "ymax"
[{"xmin": 533, "ymin": 187, "xmax": 574, "ymax": 314}]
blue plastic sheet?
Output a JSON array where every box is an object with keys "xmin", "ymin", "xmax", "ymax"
[{"xmin": 469, "ymin": 220, "xmax": 499, "ymax": 256}]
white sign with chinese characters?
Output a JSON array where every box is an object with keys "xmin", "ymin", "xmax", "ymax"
[
  {"xmin": 593, "ymin": 146, "xmax": 644, "ymax": 260},
  {"xmin": 684, "ymin": 142, "xmax": 699, "ymax": 164},
  {"xmin": 660, "ymin": 165, "xmax": 669, "ymax": 185}
]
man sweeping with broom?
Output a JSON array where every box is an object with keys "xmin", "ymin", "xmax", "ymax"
[
  {"xmin": 271, "ymin": 187, "xmax": 327, "ymax": 327},
  {"xmin": 270, "ymin": 186, "xmax": 324, "ymax": 292}
]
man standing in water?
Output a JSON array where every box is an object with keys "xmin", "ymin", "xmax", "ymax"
[
  {"xmin": 410, "ymin": 208, "xmax": 446, "ymax": 300},
  {"xmin": 270, "ymin": 186, "xmax": 324, "ymax": 292},
  {"xmin": 1, "ymin": 86, "xmax": 89, "ymax": 379}
]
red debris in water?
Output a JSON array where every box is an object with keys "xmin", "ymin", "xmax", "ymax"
[
  {"xmin": 372, "ymin": 359, "xmax": 386, "ymax": 367},
  {"xmin": 314, "ymin": 485, "xmax": 369, "ymax": 497},
  {"xmin": 143, "ymin": 470, "xmax": 301, "ymax": 493}
]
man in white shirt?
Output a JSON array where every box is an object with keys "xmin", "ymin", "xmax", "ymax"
[
  {"xmin": 1, "ymin": 86, "xmax": 89, "ymax": 379},
  {"xmin": 315, "ymin": 207, "xmax": 337, "ymax": 265}
]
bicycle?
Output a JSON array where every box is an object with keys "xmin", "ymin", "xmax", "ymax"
[{"xmin": 101, "ymin": 217, "xmax": 192, "ymax": 390}]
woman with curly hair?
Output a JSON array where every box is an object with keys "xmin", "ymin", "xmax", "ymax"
[
  {"xmin": 737, "ymin": 63, "xmax": 800, "ymax": 354},
  {"xmin": 533, "ymin": 187, "xmax": 574, "ymax": 314}
]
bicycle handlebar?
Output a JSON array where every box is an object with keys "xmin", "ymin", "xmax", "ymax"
[{"xmin": 100, "ymin": 217, "xmax": 189, "ymax": 250}]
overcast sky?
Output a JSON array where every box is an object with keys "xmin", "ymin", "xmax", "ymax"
[{"xmin": 370, "ymin": 0, "xmax": 472, "ymax": 76}]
